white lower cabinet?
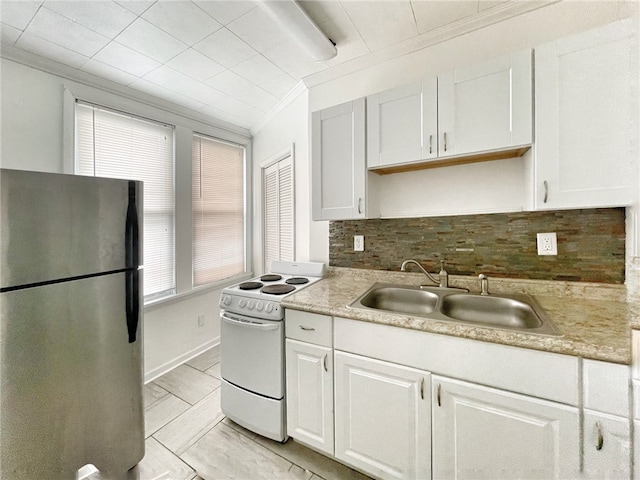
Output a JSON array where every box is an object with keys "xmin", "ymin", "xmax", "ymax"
[
  {"xmin": 334, "ymin": 351, "xmax": 431, "ymax": 480},
  {"xmin": 582, "ymin": 410, "xmax": 631, "ymax": 479},
  {"xmin": 432, "ymin": 375, "xmax": 580, "ymax": 480},
  {"xmin": 285, "ymin": 338, "xmax": 334, "ymax": 455}
]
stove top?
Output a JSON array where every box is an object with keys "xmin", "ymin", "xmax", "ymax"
[{"xmin": 220, "ymin": 261, "xmax": 325, "ymax": 320}]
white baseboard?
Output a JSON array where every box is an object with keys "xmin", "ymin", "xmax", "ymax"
[{"xmin": 144, "ymin": 336, "xmax": 220, "ymax": 384}]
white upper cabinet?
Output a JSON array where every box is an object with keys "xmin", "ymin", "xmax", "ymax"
[
  {"xmin": 366, "ymin": 50, "xmax": 532, "ymax": 170},
  {"xmin": 534, "ymin": 19, "xmax": 639, "ymax": 209},
  {"xmin": 367, "ymin": 78, "xmax": 438, "ymax": 168},
  {"xmin": 438, "ymin": 49, "xmax": 533, "ymax": 158},
  {"xmin": 312, "ymin": 98, "xmax": 378, "ymax": 221}
]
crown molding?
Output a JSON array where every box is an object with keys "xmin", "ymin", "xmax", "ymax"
[
  {"xmin": 0, "ymin": 44, "xmax": 252, "ymax": 138},
  {"xmin": 302, "ymin": 0, "xmax": 559, "ymax": 89}
]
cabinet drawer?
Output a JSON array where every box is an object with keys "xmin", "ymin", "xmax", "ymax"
[
  {"xmin": 583, "ymin": 359, "xmax": 630, "ymax": 417},
  {"xmin": 285, "ymin": 310, "xmax": 332, "ymax": 347}
]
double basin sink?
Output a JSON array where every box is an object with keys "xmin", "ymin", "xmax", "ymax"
[{"xmin": 349, "ymin": 283, "xmax": 562, "ymax": 336}]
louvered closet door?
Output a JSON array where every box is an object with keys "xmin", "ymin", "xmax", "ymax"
[{"xmin": 264, "ymin": 156, "xmax": 294, "ymax": 271}]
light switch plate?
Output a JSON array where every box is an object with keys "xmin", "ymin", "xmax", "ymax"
[
  {"xmin": 537, "ymin": 232, "xmax": 557, "ymax": 255},
  {"xmin": 354, "ymin": 235, "xmax": 364, "ymax": 252}
]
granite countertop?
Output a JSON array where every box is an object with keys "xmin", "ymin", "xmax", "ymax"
[{"xmin": 282, "ymin": 267, "xmax": 632, "ymax": 365}]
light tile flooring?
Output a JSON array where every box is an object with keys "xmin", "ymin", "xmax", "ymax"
[{"xmin": 84, "ymin": 347, "xmax": 371, "ymax": 480}]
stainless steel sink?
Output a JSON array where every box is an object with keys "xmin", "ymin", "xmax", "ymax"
[
  {"xmin": 358, "ymin": 285, "xmax": 439, "ymax": 315},
  {"xmin": 348, "ymin": 283, "xmax": 562, "ymax": 336}
]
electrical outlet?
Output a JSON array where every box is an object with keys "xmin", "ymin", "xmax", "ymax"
[
  {"xmin": 537, "ymin": 232, "xmax": 558, "ymax": 256},
  {"xmin": 354, "ymin": 235, "xmax": 364, "ymax": 252},
  {"xmin": 198, "ymin": 314, "xmax": 205, "ymax": 327}
]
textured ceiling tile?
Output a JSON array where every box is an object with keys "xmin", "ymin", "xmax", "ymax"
[
  {"xmin": 341, "ymin": 0, "xmax": 418, "ymax": 52},
  {"xmin": 1, "ymin": 23, "xmax": 22, "ymax": 44},
  {"xmin": 227, "ymin": 6, "xmax": 290, "ymax": 54},
  {"xmin": 142, "ymin": 1, "xmax": 222, "ymax": 46},
  {"xmin": 262, "ymin": 41, "xmax": 320, "ymax": 75},
  {"xmin": 205, "ymin": 70, "xmax": 255, "ymax": 97},
  {"xmin": 411, "ymin": 1, "xmax": 478, "ymax": 34},
  {"xmin": 237, "ymin": 85, "xmax": 279, "ymax": 112},
  {"xmin": 25, "ymin": 6, "xmax": 109, "ymax": 56},
  {"xmin": 167, "ymin": 48, "xmax": 226, "ymax": 82},
  {"xmin": 94, "ymin": 41, "xmax": 160, "ymax": 77},
  {"xmin": 194, "ymin": 28, "xmax": 257, "ymax": 69},
  {"xmin": 143, "ymin": 65, "xmax": 202, "ymax": 93},
  {"xmin": 16, "ymin": 31, "xmax": 89, "ymax": 68},
  {"xmin": 231, "ymin": 54, "xmax": 286, "ymax": 85},
  {"xmin": 115, "ymin": 18, "xmax": 188, "ymax": 63},
  {"xmin": 258, "ymin": 73, "xmax": 298, "ymax": 98},
  {"xmin": 114, "ymin": 0, "xmax": 155, "ymax": 16},
  {"xmin": 193, "ymin": 1, "xmax": 256, "ymax": 26},
  {"xmin": 44, "ymin": 1, "xmax": 137, "ymax": 38},
  {"xmin": 0, "ymin": 1, "xmax": 43, "ymax": 30},
  {"xmin": 81, "ymin": 59, "xmax": 139, "ymax": 86}
]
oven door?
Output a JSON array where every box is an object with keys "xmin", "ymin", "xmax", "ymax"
[{"xmin": 220, "ymin": 311, "xmax": 284, "ymax": 399}]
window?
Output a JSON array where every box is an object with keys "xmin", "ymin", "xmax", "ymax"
[
  {"xmin": 263, "ymin": 154, "xmax": 294, "ymax": 271},
  {"xmin": 75, "ymin": 101, "xmax": 175, "ymax": 300},
  {"xmin": 192, "ymin": 134, "xmax": 246, "ymax": 287}
]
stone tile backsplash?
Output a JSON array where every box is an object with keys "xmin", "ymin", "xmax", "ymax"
[{"xmin": 329, "ymin": 208, "xmax": 625, "ymax": 284}]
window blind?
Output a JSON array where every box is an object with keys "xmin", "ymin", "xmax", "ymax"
[
  {"xmin": 192, "ymin": 134, "xmax": 245, "ymax": 286},
  {"xmin": 75, "ymin": 102, "xmax": 176, "ymax": 299},
  {"xmin": 263, "ymin": 155, "xmax": 294, "ymax": 271}
]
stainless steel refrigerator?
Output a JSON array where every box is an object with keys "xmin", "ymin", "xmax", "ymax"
[{"xmin": 0, "ymin": 169, "xmax": 144, "ymax": 479}]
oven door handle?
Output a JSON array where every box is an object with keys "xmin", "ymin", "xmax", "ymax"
[{"xmin": 221, "ymin": 314, "xmax": 280, "ymax": 331}]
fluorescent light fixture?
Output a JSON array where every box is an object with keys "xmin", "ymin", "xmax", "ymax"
[{"xmin": 257, "ymin": 0, "xmax": 337, "ymax": 61}]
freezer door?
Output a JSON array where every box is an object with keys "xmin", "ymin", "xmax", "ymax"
[
  {"xmin": 0, "ymin": 169, "xmax": 142, "ymax": 289},
  {"xmin": 0, "ymin": 272, "xmax": 144, "ymax": 479}
]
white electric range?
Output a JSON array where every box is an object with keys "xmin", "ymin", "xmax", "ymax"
[{"xmin": 219, "ymin": 261, "xmax": 325, "ymax": 442}]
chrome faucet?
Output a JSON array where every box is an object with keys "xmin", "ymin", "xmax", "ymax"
[
  {"xmin": 401, "ymin": 259, "xmax": 449, "ymax": 288},
  {"xmin": 479, "ymin": 274, "xmax": 489, "ymax": 295}
]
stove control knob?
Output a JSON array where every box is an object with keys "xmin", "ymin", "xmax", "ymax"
[
  {"xmin": 221, "ymin": 295, "xmax": 232, "ymax": 306},
  {"xmin": 247, "ymin": 300, "xmax": 255, "ymax": 310},
  {"xmin": 256, "ymin": 301, "xmax": 264, "ymax": 312},
  {"xmin": 239, "ymin": 298, "xmax": 247, "ymax": 308},
  {"xmin": 265, "ymin": 303, "xmax": 274, "ymax": 313}
]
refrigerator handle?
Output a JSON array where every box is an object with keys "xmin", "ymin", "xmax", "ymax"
[
  {"xmin": 125, "ymin": 181, "xmax": 140, "ymax": 343},
  {"xmin": 126, "ymin": 270, "xmax": 140, "ymax": 343},
  {"xmin": 125, "ymin": 181, "xmax": 140, "ymax": 269}
]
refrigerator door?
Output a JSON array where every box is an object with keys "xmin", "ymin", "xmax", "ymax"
[
  {"xmin": 0, "ymin": 272, "xmax": 144, "ymax": 479},
  {"xmin": 0, "ymin": 169, "xmax": 143, "ymax": 289}
]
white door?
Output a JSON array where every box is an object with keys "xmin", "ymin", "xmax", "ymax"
[
  {"xmin": 438, "ymin": 49, "xmax": 532, "ymax": 158},
  {"xmin": 582, "ymin": 410, "xmax": 631, "ymax": 479},
  {"xmin": 311, "ymin": 98, "xmax": 366, "ymax": 220},
  {"xmin": 534, "ymin": 19, "xmax": 638, "ymax": 209},
  {"xmin": 285, "ymin": 339, "xmax": 333, "ymax": 455},
  {"xmin": 367, "ymin": 78, "xmax": 438, "ymax": 168},
  {"xmin": 334, "ymin": 351, "xmax": 431, "ymax": 480},
  {"xmin": 432, "ymin": 375, "xmax": 580, "ymax": 479}
]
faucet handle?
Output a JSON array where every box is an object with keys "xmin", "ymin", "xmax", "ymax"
[{"xmin": 478, "ymin": 274, "xmax": 489, "ymax": 296}]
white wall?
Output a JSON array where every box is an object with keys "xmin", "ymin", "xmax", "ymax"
[
  {"xmin": 0, "ymin": 58, "xmax": 249, "ymax": 381},
  {"xmin": 252, "ymin": 87, "xmax": 329, "ymax": 270}
]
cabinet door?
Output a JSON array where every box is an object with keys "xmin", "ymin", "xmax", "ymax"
[
  {"xmin": 432, "ymin": 376, "xmax": 579, "ymax": 480},
  {"xmin": 285, "ymin": 339, "xmax": 333, "ymax": 455},
  {"xmin": 534, "ymin": 19, "xmax": 638, "ymax": 209},
  {"xmin": 311, "ymin": 98, "xmax": 366, "ymax": 220},
  {"xmin": 582, "ymin": 410, "xmax": 631, "ymax": 479},
  {"xmin": 367, "ymin": 78, "xmax": 438, "ymax": 168},
  {"xmin": 438, "ymin": 49, "xmax": 532, "ymax": 158},
  {"xmin": 334, "ymin": 351, "xmax": 431, "ymax": 480}
]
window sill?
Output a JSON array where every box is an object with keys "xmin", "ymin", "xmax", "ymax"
[{"xmin": 143, "ymin": 273, "xmax": 253, "ymax": 313}]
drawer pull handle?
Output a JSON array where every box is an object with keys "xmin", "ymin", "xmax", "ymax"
[
  {"xmin": 543, "ymin": 180, "xmax": 548, "ymax": 204},
  {"xmin": 429, "ymin": 134, "xmax": 433, "ymax": 154},
  {"xmin": 299, "ymin": 326, "xmax": 315, "ymax": 331},
  {"xmin": 437, "ymin": 383, "xmax": 441, "ymax": 407},
  {"xmin": 443, "ymin": 132, "xmax": 447, "ymax": 152},
  {"xmin": 323, "ymin": 354, "xmax": 328, "ymax": 372},
  {"xmin": 357, "ymin": 197, "xmax": 362, "ymax": 215},
  {"xmin": 596, "ymin": 423, "xmax": 604, "ymax": 451},
  {"xmin": 420, "ymin": 377, "xmax": 424, "ymax": 400}
]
